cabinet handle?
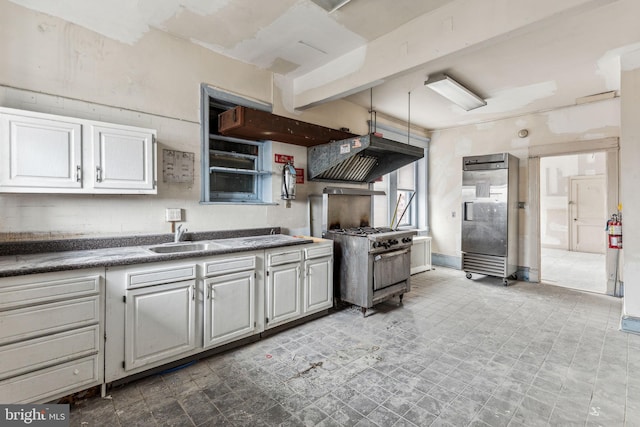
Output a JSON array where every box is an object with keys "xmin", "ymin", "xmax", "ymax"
[
  {"xmin": 191, "ymin": 285, "xmax": 195, "ymax": 300},
  {"xmin": 75, "ymin": 165, "xmax": 82, "ymax": 182},
  {"xmin": 96, "ymin": 166, "xmax": 102, "ymax": 182}
]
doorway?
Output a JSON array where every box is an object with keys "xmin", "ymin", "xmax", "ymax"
[{"xmin": 539, "ymin": 153, "xmax": 607, "ymax": 293}]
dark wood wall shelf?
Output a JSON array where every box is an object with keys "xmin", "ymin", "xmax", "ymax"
[{"xmin": 218, "ymin": 106, "xmax": 355, "ymax": 147}]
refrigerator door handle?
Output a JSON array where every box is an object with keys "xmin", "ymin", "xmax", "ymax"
[{"xmin": 464, "ymin": 202, "xmax": 474, "ymax": 221}]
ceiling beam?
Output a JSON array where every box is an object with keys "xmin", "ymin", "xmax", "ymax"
[{"xmin": 292, "ymin": 0, "xmax": 618, "ymax": 110}]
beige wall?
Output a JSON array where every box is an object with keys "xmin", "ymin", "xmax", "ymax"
[
  {"xmin": 0, "ymin": 1, "xmax": 369, "ymax": 239},
  {"xmin": 429, "ymin": 99, "xmax": 620, "ymax": 269},
  {"xmin": 621, "ymin": 51, "xmax": 640, "ymax": 319}
]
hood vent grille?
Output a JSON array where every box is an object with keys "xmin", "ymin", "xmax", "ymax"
[
  {"xmin": 316, "ymin": 155, "xmax": 378, "ymax": 182},
  {"xmin": 308, "ymin": 134, "xmax": 424, "ymax": 183}
]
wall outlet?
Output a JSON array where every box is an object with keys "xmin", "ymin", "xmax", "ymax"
[{"xmin": 165, "ymin": 208, "xmax": 183, "ymax": 222}]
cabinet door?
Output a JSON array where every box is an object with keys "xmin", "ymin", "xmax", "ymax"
[
  {"xmin": 203, "ymin": 270, "xmax": 255, "ymax": 348},
  {"xmin": 91, "ymin": 125, "xmax": 155, "ymax": 192},
  {"xmin": 266, "ymin": 263, "xmax": 301, "ymax": 328},
  {"xmin": 125, "ymin": 280, "xmax": 195, "ymax": 370},
  {"xmin": 0, "ymin": 113, "xmax": 82, "ymax": 191},
  {"xmin": 304, "ymin": 256, "xmax": 333, "ymax": 314}
]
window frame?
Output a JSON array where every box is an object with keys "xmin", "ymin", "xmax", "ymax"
[{"xmin": 200, "ymin": 85, "xmax": 273, "ymax": 204}]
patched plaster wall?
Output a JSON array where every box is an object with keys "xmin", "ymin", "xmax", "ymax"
[
  {"xmin": 428, "ymin": 98, "xmax": 620, "ymax": 270},
  {"xmin": 0, "ymin": 1, "xmax": 369, "ymax": 239}
]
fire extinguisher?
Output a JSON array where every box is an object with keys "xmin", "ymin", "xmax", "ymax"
[
  {"xmin": 606, "ymin": 213, "xmax": 622, "ymax": 249},
  {"xmin": 281, "ymin": 162, "xmax": 296, "ymax": 208}
]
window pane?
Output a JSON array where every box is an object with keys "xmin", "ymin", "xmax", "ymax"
[
  {"xmin": 210, "ymin": 171, "xmax": 255, "ymax": 194},
  {"xmin": 396, "ymin": 190, "xmax": 414, "ymax": 227},
  {"xmin": 211, "ymin": 139, "xmax": 259, "ymax": 156},
  {"xmin": 210, "ymin": 153, "xmax": 256, "ymax": 170},
  {"xmin": 398, "ymin": 163, "xmax": 415, "ymax": 190}
]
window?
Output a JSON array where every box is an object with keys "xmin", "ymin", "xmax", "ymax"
[
  {"xmin": 375, "ymin": 163, "xmax": 416, "ymax": 228},
  {"xmin": 201, "ymin": 85, "xmax": 272, "ymax": 203},
  {"xmin": 370, "ymin": 122, "xmax": 429, "ymax": 230},
  {"xmin": 396, "ymin": 162, "xmax": 416, "ymax": 227}
]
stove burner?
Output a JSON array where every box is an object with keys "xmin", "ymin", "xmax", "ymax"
[{"xmin": 330, "ymin": 226, "xmax": 393, "ymax": 236}]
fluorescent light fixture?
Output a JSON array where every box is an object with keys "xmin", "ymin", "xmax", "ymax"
[
  {"xmin": 424, "ymin": 74, "xmax": 486, "ymax": 111},
  {"xmin": 310, "ymin": 0, "xmax": 353, "ymax": 13}
]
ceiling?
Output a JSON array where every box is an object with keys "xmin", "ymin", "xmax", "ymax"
[{"xmin": 10, "ymin": 0, "xmax": 640, "ymax": 130}]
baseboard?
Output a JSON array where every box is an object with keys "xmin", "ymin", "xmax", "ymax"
[
  {"xmin": 621, "ymin": 315, "xmax": 640, "ymax": 335},
  {"xmin": 432, "ymin": 253, "xmax": 461, "ymax": 269},
  {"xmin": 516, "ymin": 267, "xmax": 530, "ymax": 282}
]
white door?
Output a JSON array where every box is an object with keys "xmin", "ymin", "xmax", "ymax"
[
  {"xmin": 91, "ymin": 125, "xmax": 155, "ymax": 191},
  {"xmin": 124, "ymin": 280, "xmax": 195, "ymax": 370},
  {"xmin": 203, "ymin": 271, "xmax": 255, "ymax": 348},
  {"xmin": 0, "ymin": 113, "xmax": 82, "ymax": 190},
  {"xmin": 570, "ymin": 175, "xmax": 606, "ymax": 254},
  {"xmin": 304, "ymin": 257, "xmax": 332, "ymax": 314},
  {"xmin": 266, "ymin": 263, "xmax": 301, "ymax": 328}
]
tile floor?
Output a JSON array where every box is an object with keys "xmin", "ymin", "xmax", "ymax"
[
  {"xmin": 70, "ymin": 267, "xmax": 640, "ymax": 426},
  {"xmin": 541, "ymin": 248, "xmax": 607, "ymax": 294}
]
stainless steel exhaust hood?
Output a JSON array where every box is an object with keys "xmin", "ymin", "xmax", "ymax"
[{"xmin": 307, "ymin": 134, "xmax": 424, "ymax": 183}]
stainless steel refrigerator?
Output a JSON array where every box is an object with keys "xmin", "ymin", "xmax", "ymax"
[{"xmin": 461, "ymin": 153, "xmax": 519, "ymax": 285}]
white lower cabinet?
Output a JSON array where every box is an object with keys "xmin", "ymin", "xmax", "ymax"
[
  {"xmin": 266, "ymin": 248, "xmax": 303, "ymax": 328},
  {"xmin": 125, "ymin": 280, "xmax": 196, "ymax": 370},
  {"xmin": 105, "ymin": 261, "xmax": 197, "ymax": 382},
  {"xmin": 203, "ymin": 254, "xmax": 258, "ymax": 348},
  {"xmin": 0, "ymin": 240, "xmax": 333, "ymax": 402},
  {"xmin": 0, "ymin": 268, "xmax": 103, "ymax": 403},
  {"xmin": 104, "ymin": 241, "xmax": 331, "ymax": 385},
  {"xmin": 303, "ymin": 243, "xmax": 333, "ymax": 314},
  {"xmin": 266, "ymin": 242, "xmax": 333, "ymax": 329}
]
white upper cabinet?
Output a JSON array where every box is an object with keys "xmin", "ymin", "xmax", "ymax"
[
  {"xmin": 0, "ymin": 113, "xmax": 82, "ymax": 190},
  {"xmin": 91, "ymin": 125, "xmax": 155, "ymax": 191},
  {"xmin": 0, "ymin": 107, "xmax": 157, "ymax": 194}
]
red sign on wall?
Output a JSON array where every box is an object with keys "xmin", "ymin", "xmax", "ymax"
[
  {"xmin": 275, "ymin": 154, "xmax": 294, "ymax": 164},
  {"xmin": 295, "ymin": 168, "xmax": 305, "ymax": 184}
]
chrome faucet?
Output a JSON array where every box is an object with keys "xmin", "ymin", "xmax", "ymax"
[{"xmin": 174, "ymin": 224, "xmax": 187, "ymax": 242}]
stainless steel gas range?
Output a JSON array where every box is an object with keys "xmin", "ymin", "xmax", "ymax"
[{"xmin": 326, "ymin": 226, "xmax": 416, "ymax": 315}]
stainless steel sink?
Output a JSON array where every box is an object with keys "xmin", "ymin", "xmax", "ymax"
[{"xmin": 147, "ymin": 242, "xmax": 224, "ymax": 254}]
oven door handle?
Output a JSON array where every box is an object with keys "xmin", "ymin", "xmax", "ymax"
[{"xmin": 374, "ymin": 248, "xmax": 410, "ymax": 261}]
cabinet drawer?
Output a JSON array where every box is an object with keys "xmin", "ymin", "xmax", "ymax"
[
  {"xmin": 127, "ymin": 264, "xmax": 196, "ymax": 289},
  {"xmin": 0, "ymin": 355, "xmax": 101, "ymax": 404},
  {"xmin": 0, "ymin": 325, "xmax": 100, "ymax": 380},
  {"xmin": 0, "ymin": 296, "xmax": 100, "ymax": 345},
  {"xmin": 0, "ymin": 272, "xmax": 100, "ymax": 311},
  {"xmin": 268, "ymin": 250, "xmax": 302, "ymax": 266},
  {"xmin": 204, "ymin": 255, "xmax": 256, "ymax": 276},
  {"xmin": 304, "ymin": 244, "xmax": 332, "ymax": 260}
]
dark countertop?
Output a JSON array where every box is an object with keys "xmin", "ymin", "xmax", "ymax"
[{"xmin": 0, "ymin": 230, "xmax": 316, "ymax": 278}]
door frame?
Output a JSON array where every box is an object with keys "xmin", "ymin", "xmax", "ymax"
[{"xmin": 528, "ymin": 137, "xmax": 619, "ymax": 294}]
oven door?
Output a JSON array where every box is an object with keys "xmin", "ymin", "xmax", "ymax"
[{"xmin": 372, "ymin": 248, "xmax": 411, "ymax": 291}]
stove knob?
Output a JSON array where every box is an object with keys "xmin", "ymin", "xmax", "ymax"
[
  {"xmin": 390, "ymin": 239, "xmax": 398, "ymax": 245},
  {"xmin": 402, "ymin": 237, "xmax": 412, "ymax": 243},
  {"xmin": 372, "ymin": 242, "xmax": 379, "ymax": 248}
]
